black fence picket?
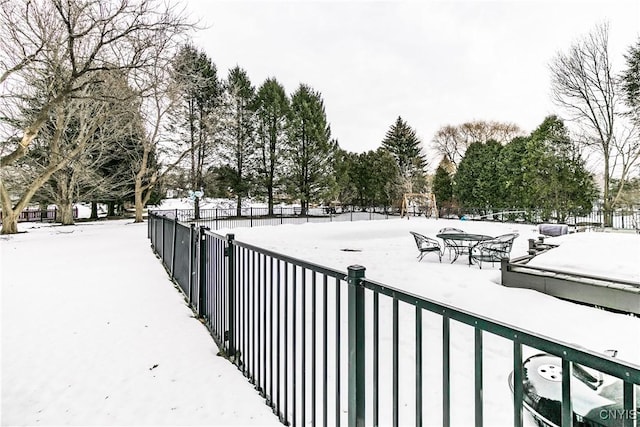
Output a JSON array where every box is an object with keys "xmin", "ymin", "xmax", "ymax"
[{"xmin": 148, "ymin": 212, "xmax": 640, "ymax": 427}]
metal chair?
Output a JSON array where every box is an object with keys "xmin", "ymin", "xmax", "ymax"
[
  {"xmin": 438, "ymin": 227, "xmax": 465, "ymax": 260},
  {"xmin": 409, "ymin": 231, "xmax": 442, "ymax": 262},
  {"xmin": 469, "ymin": 233, "xmax": 519, "ymax": 268}
]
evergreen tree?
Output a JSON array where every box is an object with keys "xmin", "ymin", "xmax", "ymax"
[
  {"xmin": 432, "ymin": 156, "xmax": 454, "ymax": 207},
  {"xmin": 218, "ymin": 66, "xmax": 255, "ymax": 216},
  {"xmin": 253, "ymin": 78, "xmax": 289, "ymax": 214},
  {"xmin": 496, "ymin": 136, "xmax": 529, "ymax": 210},
  {"xmin": 332, "ymin": 148, "xmax": 357, "ymax": 206},
  {"xmin": 381, "ymin": 116, "xmax": 427, "ymax": 193},
  {"xmin": 453, "ymin": 141, "xmax": 502, "ymax": 212},
  {"xmin": 525, "ymin": 116, "xmax": 597, "ymax": 220},
  {"xmin": 620, "ymin": 38, "xmax": 640, "ymax": 125},
  {"xmin": 371, "ymin": 148, "xmax": 403, "ymax": 207},
  {"xmin": 284, "ymin": 84, "xmax": 335, "ymax": 215},
  {"xmin": 168, "ymin": 44, "xmax": 220, "ymax": 218}
]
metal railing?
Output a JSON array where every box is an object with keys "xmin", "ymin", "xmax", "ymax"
[
  {"xmin": 150, "ymin": 206, "xmax": 392, "ymax": 230},
  {"xmin": 0, "ymin": 207, "xmax": 79, "ymax": 223},
  {"xmin": 151, "ymin": 205, "xmax": 640, "ymax": 231},
  {"xmin": 438, "ymin": 207, "xmax": 640, "ymax": 230},
  {"xmin": 148, "ymin": 212, "xmax": 640, "ymax": 427}
]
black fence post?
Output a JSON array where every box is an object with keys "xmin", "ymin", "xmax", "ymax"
[
  {"xmin": 189, "ymin": 223, "xmax": 195, "ymax": 304},
  {"xmin": 198, "ymin": 226, "xmax": 208, "ymax": 318},
  {"xmin": 170, "ymin": 217, "xmax": 177, "ymax": 278},
  {"xmin": 160, "ymin": 215, "xmax": 165, "ymax": 260},
  {"xmin": 348, "ymin": 265, "xmax": 366, "ymax": 427},
  {"xmin": 226, "ymin": 233, "xmax": 236, "ymax": 358}
]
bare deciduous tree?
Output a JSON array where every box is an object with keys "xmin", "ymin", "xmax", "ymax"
[
  {"xmin": 550, "ymin": 23, "xmax": 640, "ymax": 226},
  {"xmin": 33, "ymin": 73, "xmax": 143, "ymax": 225},
  {"xmin": 431, "ymin": 120, "xmax": 523, "ymax": 167},
  {"xmin": 0, "ymin": 0, "xmax": 192, "ymax": 234}
]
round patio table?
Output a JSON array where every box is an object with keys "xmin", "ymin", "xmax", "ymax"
[{"xmin": 435, "ymin": 232, "xmax": 494, "ymax": 264}]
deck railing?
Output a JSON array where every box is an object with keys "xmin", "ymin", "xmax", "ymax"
[{"xmin": 148, "ymin": 212, "xmax": 639, "ymax": 427}]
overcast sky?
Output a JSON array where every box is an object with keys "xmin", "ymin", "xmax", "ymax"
[{"xmin": 187, "ymin": 0, "xmax": 639, "ymax": 163}]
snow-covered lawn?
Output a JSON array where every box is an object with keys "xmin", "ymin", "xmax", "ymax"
[
  {"xmin": 2, "ymin": 217, "xmax": 638, "ymax": 426},
  {"xmin": 219, "ymin": 217, "xmax": 640, "ymax": 426},
  {"xmin": 1, "ymin": 220, "xmax": 280, "ymax": 426}
]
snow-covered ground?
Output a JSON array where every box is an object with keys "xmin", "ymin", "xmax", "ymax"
[
  {"xmin": 2, "ymin": 216, "xmax": 638, "ymax": 426},
  {"xmin": 218, "ymin": 217, "xmax": 640, "ymax": 426},
  {"xmin": 1, "ymin": 220, "xmax": 280, "ymax": 426}
]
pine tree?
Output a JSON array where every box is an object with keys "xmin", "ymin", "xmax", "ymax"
[
  {"xmin": 381, "ymin": 116, "xmax": 427, "ymax": 193},
  {"xmin": 253, "ymin": 78, "xmax": 289, "ymax": 215},
  {"xmin": 525, "ymin": 116, "xmax": 597, "ymax": 220},
  {"xmin": 168, "ymin": 44, "xmax": 220, "ymax": 218},
  {"xmin": 453, "ymin": 141, "xmax": 502, "ymax": 212},
  {"xmin": 284, "ymin": 84, "xmax": 335, "ymax": 215},
  {"xmin": 496, "ymin": 136, "xmax": 529, "ymax": 210},
  {"xmin": 218, "ymin": 66, "xmax": 255, "ymax": 216},
  {"xmin": 432, "ymin": 156, "xmax": 454, "ymax": 207},
  {"xmin": 621, "ymin": 39, "xmax": 640, "ymax": 126}
]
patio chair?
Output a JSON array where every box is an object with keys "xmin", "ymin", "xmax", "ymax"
[
  {"xmin": 438, "ymin": 227, "xmax": 465, "ymax": 260},
  {"xmin": 410, "ymin": 231, "xmax": 442, "ymax": 262},
  {"xmin": 469, "ymin": 233, "xmax": 519, "ymax": 269}
]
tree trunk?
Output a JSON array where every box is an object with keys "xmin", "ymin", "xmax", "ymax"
[
  {"xmin": 134, "ymin": 177, "xmax": 144, "ymax": 222},
  {"xmin": 194, "ymin": 197, "xmax": 200, "ymax": 220},
  {"xmin": 55, "ymin": 170, "xmax": 75, "ymax": 225},
  {"xmin": 108, "ymin": 201, "xmax": 115, "ymax": 217},
  {"xmin": 0, "ymin": 212, "xmax": 19, "ymax": 234},
  {"xmin": 268, "ymin": 187, "xmax": 273, "ymax": 216},
  {"xmin": 236, "ymin": 195, "xmax": 242, "ymax": 217},
  {"xmin": 57, "ymin": 200, "xmax": 75, "ymax": 225},
  {"xmin": 91, "ymin": 201, "xmax": 98, "ymax": 219}
]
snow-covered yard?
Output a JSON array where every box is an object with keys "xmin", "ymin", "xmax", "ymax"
[
  {"xmin": 1, "ymin": 220, "xmax": 280, "ymax": 426},
  {"xmin": 2, "ymin": 216, "xmax": 639, "ymax": 426},
  {"xmin": 220, "ymin": 217, "xmax": 640, "ymax": 426}
]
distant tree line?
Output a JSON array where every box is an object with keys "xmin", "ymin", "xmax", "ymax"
[
  {"xmin": 432, "ymin": 116, "xmax": 598, "ymax": 221},
  {"xmin": 1, "ymin": 1, "xmax": 637, "ymax": 235}
]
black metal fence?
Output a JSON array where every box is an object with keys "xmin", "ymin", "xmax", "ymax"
[
  {"xmin": 151, "ymin": 205, "xmax": 640, "ymax": 231},
  {"xmin": 0, "ymin": 207, "xmax": 79, "ymax": 223},
  {"xmin": 148, "ymin": 212, "xmax": 640, "ymax": 427},
  {"xmin": 151, "ymin": 206, "xmax": 392, "ymax": 230},
  {"xmin": 438, "ymin": 207, "xmax": 640, "ymax": 230}
]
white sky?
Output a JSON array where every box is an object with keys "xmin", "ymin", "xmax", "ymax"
[{"xmin": 187, "ymin": 0, "xmax": 640, "ymax": 161}]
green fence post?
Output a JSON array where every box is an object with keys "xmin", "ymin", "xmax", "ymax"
[
  {"xmin": 348, "ymin": 265, "xmax": 366, "ymax": 427},
  {"xmin": 226, "ymin": 233, "xmax": 236, "ymax": 358}
]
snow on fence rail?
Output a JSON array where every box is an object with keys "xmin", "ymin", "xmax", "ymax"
[{"xmin": 148, "ymin": 213, "xmax": 640, "ymax": 427}]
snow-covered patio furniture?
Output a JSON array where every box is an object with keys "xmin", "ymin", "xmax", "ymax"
[
  {"xmin": 438, "ymin": 227, "xmax": 465, "ymax": 260},
  {"xmin": 409, "ymin": 231, "xmax": 442, "ymax": 262},
  {"xmin": 436, "ymin": 231, "xmax": 493, "ymax": 264},
  {"xmin": 538, "ymin": 223, "xmax": 569, "ymax": 237},
  {"xmin": 469, "ymin": 233, "xmax": 519, "ymax": 269}
]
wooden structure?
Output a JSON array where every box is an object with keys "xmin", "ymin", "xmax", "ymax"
[{"xmin": 399, "ymin": 192, "xmax": 438, "ymax": 218}]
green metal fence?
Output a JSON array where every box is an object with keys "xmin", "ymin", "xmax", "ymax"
[{"xmin": 148, "ymin": 212, "xmax": 640, "ymax": 427}]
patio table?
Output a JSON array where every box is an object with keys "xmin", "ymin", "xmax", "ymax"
[{"xmin": 436, "ymin": 232, "xmax": 494, "ymax": 264}]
